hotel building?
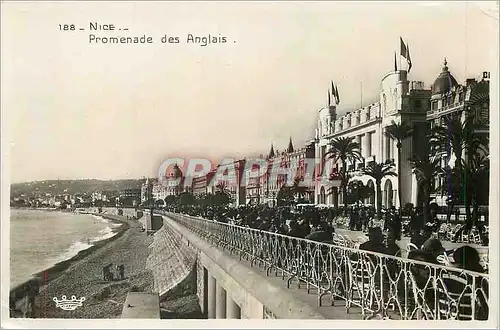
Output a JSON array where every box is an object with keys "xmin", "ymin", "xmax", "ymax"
[{"xmin": 314, "ymin": 59, "xmax": 489, "ymax": 209}]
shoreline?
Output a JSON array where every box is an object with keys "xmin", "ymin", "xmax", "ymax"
[{"xmin": 9, "ymin": 213, "xmax": 130, "ymax": 314}]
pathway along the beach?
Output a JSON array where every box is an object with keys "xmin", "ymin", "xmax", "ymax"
[{"xmin": 35, "ymin": 215, "xmax": 154, "ymax": 318}]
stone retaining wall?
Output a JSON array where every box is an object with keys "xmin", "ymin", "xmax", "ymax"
[{"xmin": 145, "ymin": 217, "xmax": 197, "ymax": 297}]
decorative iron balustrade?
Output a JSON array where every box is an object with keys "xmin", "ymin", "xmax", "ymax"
[{"xmin": 165, "ymin": 212, "xmax": 489, "ymax": 321}]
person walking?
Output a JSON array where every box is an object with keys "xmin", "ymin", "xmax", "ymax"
[{"xmin": 119, "ymin": 265, "xmax": 125, "ymax": 280}]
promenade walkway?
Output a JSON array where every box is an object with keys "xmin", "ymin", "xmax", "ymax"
[
  {"xmin": 166, "ymin": 212, "xmax": 490, "ymax": 321},
  {"xmin": 335, "ymin": 228, "xmax": 489, "ymax": 259}
]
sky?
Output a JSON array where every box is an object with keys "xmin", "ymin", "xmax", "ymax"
[{"xmin": 2, "ymin": 1, "xmax": 498, "ymax": 183}]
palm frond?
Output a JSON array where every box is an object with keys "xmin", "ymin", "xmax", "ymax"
[{"xmin": 384, "ymin": 120, "xmax": 413, "ymax": 144}]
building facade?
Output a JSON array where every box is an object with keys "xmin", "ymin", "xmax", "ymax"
[
  {"xmin": 426, "ymin": 60, "xmax": 490, "ymax": 206},
  {"xmin": 314, "ymin": 59, "xmax": 489, "ymax": 210},
  {"xmin": 314, "ymin": 69, "xmax": 431, "ymax": 209},
  {"xmin": 211, "ymin": 159, "xmax": 246, "ymax": 207},
  {"xmin": 141, "ymin": 163, "xmax": 187, "ymax": 204},
  {"xmin": 245, "ymin": 140, "xmax": 315, "ymax": 206}
]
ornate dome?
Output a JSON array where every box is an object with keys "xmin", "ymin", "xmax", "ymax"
[
  {"xmin": 431, "ymin": 58, "xmax": 458, "ymax": 95},
  {"xmin": 165, "ymin": 164, "xmax": 183, "ymax": 178}
]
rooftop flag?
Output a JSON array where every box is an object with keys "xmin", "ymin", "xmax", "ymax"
[
  {"xmin": 406, "ymin": 43, "xmax": 412, "ymax": 73},
  {"xmin": 400, "ymin": 37, "xmax": 412, "ymax": 73},
  {"xmin": 400, "ymin": 37, "xmax": 407, "ymax": 57}
]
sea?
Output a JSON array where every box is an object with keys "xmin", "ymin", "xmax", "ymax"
[{"xmin": 10, "ymin": 209, "xmax": 122, "ymax": 288}]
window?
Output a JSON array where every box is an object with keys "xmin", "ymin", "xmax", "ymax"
[
  {"xmin": 359, "ymin": 135, "xmax": 363, "ymax": 155},
  {"xmin": 414, "ymin": 99, "xmax": 422, "ymax": 111},
  {"xmin": 385, "ymin": 136, "xmax": 391, "ymax": 160},
  {"xmin": 368, "ymin": 132, "xmax": 373, "ymax": 156},
  {"xmin": 431, "ymin": 101, "xmax": 438, "ymax": 111}
]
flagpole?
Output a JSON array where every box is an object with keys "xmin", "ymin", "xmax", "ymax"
[
  {"xmin": 399, "ymin": 50, "xmax": 402, "ymax": 72},
  {"xmin": 360, "ymin": 82, "xmax": 363, "ymax": 108}
]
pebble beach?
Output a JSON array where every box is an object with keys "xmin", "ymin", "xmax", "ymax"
[{"xmin": 32, "ymin": 214, "xmax": 154, "ymax": 318}]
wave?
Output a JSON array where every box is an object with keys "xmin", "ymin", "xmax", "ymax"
[
  {"xmin": 51, "ymin": 222, "xmax": 121, "ymax": 265},
  {"xmin": 52, "ymin": 240, "xmax": 94, "ymax": 265},
  {"xmin": 92, "ymin": 214, "xmax": 123, "ymax": 228},
  {"xmin": 91, "ymin": 226, "xmax": 116, "ymax": 242}
]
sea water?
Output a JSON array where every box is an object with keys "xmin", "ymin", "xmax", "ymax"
[{"xmin": 10, "ymin": 209, "xmax": 122, "ymax": 288}]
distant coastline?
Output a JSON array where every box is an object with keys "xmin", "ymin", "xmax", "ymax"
[{"xmin": 10, "ymin": 206, "xmax": 64, "ymax": 212}]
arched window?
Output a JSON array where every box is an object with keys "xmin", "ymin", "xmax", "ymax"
[{"xmin": 383, "ymin": 94, "xmax": 387, "ymax": 111}]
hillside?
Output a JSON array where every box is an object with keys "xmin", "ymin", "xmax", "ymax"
[{"xmin": 11, "ymin": 179, "xmax": 145, "ymax": 196}]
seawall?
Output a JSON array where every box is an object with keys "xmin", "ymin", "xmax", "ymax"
[{"xmin": 146, "ymin": 216, "xmax": 197, "ymax": 298}]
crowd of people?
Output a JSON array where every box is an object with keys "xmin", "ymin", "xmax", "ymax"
[
  {"xmin": 162, "ymin": 202, "xmax": 489, "ymax": 320},
  {"xmin": 161, "ymin": 202, "xmax": 487, "ymax": 272}
]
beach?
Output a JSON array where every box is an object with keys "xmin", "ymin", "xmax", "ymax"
[{"xmin": 24, "ymin": 213, "xmax": 154, "ymax": 318}]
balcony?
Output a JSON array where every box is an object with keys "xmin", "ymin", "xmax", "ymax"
[
  {"xmin": 427, "ymin": 101, "xmax": 465, "ymax": 118},
  {"xmin": 366, "ymin": 155, "xmax": 375, "ymax": 163}
]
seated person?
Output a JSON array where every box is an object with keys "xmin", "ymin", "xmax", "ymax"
[
  {"xmin": 452, "ymin": 245, "xmax": 484, "ymax": 273},
  {"xmin": 356, "ymin": 227, "xmax": 387, "ymax": 266},
  {"xmin": 385, "ymin": 231, "xmax": 401, "ymax": 257},
  {"xmin": 438, "ymin": 246, "xmax": 488, "ymax": 320},
  {"xmin": 359, "ymin": 227, "xmax": 386, "ymax": 254},
  {"xmin": 305, "ymin": 223, "xmax": 334, "ymax": 243},
  {"xmin": 410, "ymin": 229, "xmax": 428, "ymax": 249},
  {"xmin": 408, "ymin": 250, "xmax": 436, "ymax": 306},
  {"xmin": 421, "ymin": 238, "xmax": 446, "ymax": 264},
  {"xmin": 423, "ymin": 203, "xmax": 441, "ymax": 236},
  {"xmin": 287, "ymin": 220, "xmax": 304, "ymax": 238}
]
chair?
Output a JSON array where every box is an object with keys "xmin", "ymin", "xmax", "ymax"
[
  {"xmin": 407, "ymin": 243, "xmax": 419, "ymax": 252},
  {"xmin": 346, "ymin": 255, "xmax": 380, "ymax": 316},
  {"xmin": 333, "ymin": 234, "xmax": 346, "ymax": 247},
  {"xmin": 436, "ymin": 253, "xmax": 451, "ymax": 266},
  {"xmin": 482, "ymin": 255, "xmax": 489, "ymax": 272},
  {"xmin": 357, "ymin": 236, "xmax": 368, "ymax": 244},
  {"xmin": 435, "ymin": 272, "xmax": 474, "ymax": 320},
  {"xmin": 408, "ymin": 266, "xmax": 435, "ymax": 320},
  {"xmin": 471, "ymin": 229, "xmax": 482, "ymax": 245},
  {"xmin": 343, "ymin": 235, "xmax": 356, "ymax": 248}
]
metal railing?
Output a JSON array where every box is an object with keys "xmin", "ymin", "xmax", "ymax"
[{"xmin": 165, "ymin": 212, "xmax": 489, "ymax": 320}]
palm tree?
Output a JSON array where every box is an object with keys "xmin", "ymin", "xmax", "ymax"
[
  {"xmin": 326, "ymin": 169, "xmax": 349, "ymax": 208},
  {"xmin": 384, "ymin": 121, "xmax": 413, "ymax": 214},
  {"xmin": 346, "ymin": 180, "xmax": 373, "ymax": 205},
  {"xmin": 429, "ymin": 113, "xmax": 489, "ymax": 224},
  {"xmin": 277, "ymin": 185, "xmax": 295, "ymax": 206},
  {"xmin": 409, "ymin": 155, "xmax": 443, "ymax": 224},
  {"xmin": 214, "ymin": 182, "xmax": 232, "ymax": 206},
  {"xmin": 290, "ymin": 176, "xmax": 309, "ymax": 200},
  {"xmin": 216, "ymin": 181, "xmax": 228, "ymax": 194},
  {"xmin": 164, "ymin": 195, "xmax": 177, "ymax": 206},
  {"xmin": 325, "ymin": 137, "xmax": 362, "ymax": 206},
  {"xmin": 429, "ymin": 114, "xmax": 487, "ymax": 170},
  {"xmin": 459, "ymin": 154, "xmax": 489, "ymax": 230},
  {"xmin": 362, "ymin": 161, "xmax": 397, "ymax": 219},
  {"xmin": 177, "ymin": 191, "xmax": 195, "ymax": 206}
]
